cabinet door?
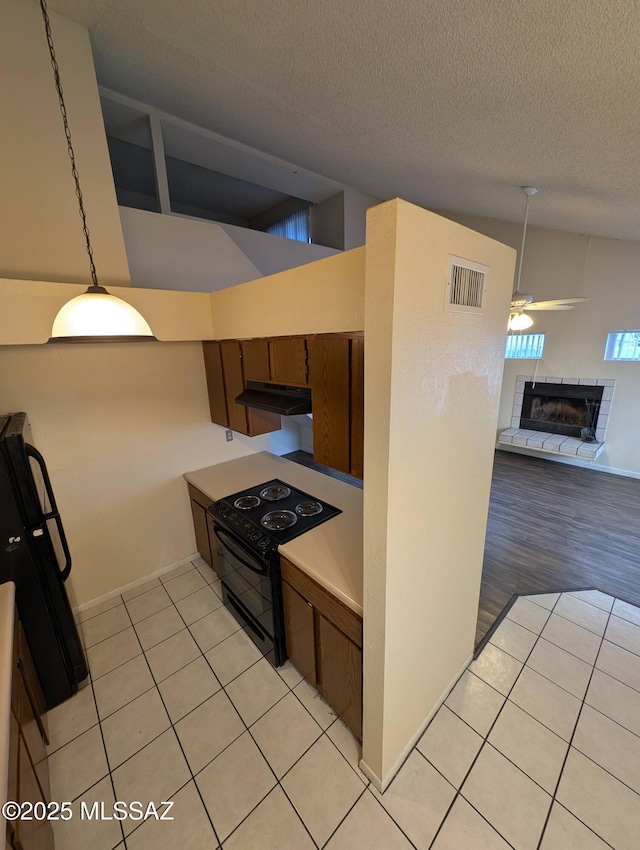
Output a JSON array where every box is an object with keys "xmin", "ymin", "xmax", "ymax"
[
  {"xmin": 350, "ymin": 336, "xmax": 364, "ymax": 479},
  {"xmin": 269, "ymin": 337, "xmax": 308, "ymax": 386},
  {"xmin": 311, "ymin": 336, "xmax": 351, "ymax": 474},
  {"xmin": 220, "ymin": 341, "xmax": 281, "ymax": 437},
  {"xmin": 15, "ymin": 623, "xmax": 48, "ymax": 744},
  {"xmin": 202, "ymin": 342, "xmax": 229, "ymax": 427},
  {"xmin": 220, "ymin": 341, "xmax": 249, "ymax": 434},
  {"xmin": 241, "ymin": 339, "xmax": 271, "ymax": 382},
  {"xmin": 13, "ymin": 735, "xmax": 55, "ymax": 850},
  {"xmin": 316, "ymin": 614, "xmax": 362, "ymax": 740},
  {"xmin": 190, "ymin": 498, "xmax": 212, "ymax": 566},
  {"xmin": 13, "ymin": 667, "xmax": 49, "ymax": 803},
  {"xmin": 282, "ymin": 580, "xmax": 316, "ymax": 687}
]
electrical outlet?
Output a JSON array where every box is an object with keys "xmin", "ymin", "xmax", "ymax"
[{"xmin": 225, "ymin": 430, "xmax": 233, "ymax": 442}]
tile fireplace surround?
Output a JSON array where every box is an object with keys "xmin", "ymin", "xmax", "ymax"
[{"xmin": 498, "ymin": 376, "xmax": 616, "ymax": 461}]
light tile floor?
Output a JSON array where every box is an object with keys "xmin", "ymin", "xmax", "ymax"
[{"xmin": 45, "ymin": 572, "xmax": 640, "ymax": 849}]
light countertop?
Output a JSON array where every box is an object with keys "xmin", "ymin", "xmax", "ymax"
[
  {"xmin": 0, "ymin": 582, "xmax": 15, "ymax": 828},
  {"xmin": 184, "ymin": 452, "xmax": 363, "ymax": 616}
]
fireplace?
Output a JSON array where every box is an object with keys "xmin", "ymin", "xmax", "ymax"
[
  {"xmin": 499, "ymin": 375, "xmax": 615, "ymax": 460},
  {"xmin": 520, "ymin": 381, "xmax": 604, "ymax": 439}
]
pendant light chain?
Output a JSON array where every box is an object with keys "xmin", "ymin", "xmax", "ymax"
[{"xmin": 39, "ymin": 0, "xmax": 99, "ymax": 288}]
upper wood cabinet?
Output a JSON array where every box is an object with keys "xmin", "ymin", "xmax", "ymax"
[
  {"xmin": 201, "ymin": 341, "xmax": 281, "ymax": 437},
  {"xmin": 241, "ymin": 339, "xmax": 271, "ymax": 382},
  {"xmin": 269, "ymin": 337, "xmax": 309, "ymax": 386},
  {"xmin": 202, "ymin": 341, "xmax": 228, "ymax": 427},
  {"xmin": 310, "ymin": 333, "xmax": 364, "ymax": 479}
]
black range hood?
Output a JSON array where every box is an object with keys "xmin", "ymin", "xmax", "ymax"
[{"xmin": 235, "ymin": 380, "xmax": 312, "ymax": 416}]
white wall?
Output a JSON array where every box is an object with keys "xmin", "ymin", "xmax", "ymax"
[
  {"xmin": 0, "ymin": 343, "xmax": 267, "ymax": 606},
  {"xmin": 0, "ymin": 0, "xmax": 130, "ymax": 286},
  {"xmin": 343, "ymin": 188, "xmax": 382, "ymax": 250},
  {"xmin": 362, "ymin": 200, "xmax": 516, "ymax": 788},
  {"xmin": 120, "ymin": 207, "xmax": 338, "ymax": 292},
  {"xmin": 444, "ymin": 211, "xmax": 640, "ymax": 477}
]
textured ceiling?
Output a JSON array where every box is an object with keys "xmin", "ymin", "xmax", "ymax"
[{"xmin": 49, "ymin": 0, "xmax": 640, "ymax": 240}]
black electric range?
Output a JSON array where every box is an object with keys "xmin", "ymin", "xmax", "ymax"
[{"xmin": 207, "ymin": 479, "xmax": 341, "ymax": 666}]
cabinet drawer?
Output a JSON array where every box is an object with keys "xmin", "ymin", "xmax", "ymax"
[{"xmin": 280, "ymin": 557, "xmax": 362, "ymax": 648}]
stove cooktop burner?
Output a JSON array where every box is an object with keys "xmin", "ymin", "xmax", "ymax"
[
  {"xmin": 261, "ymin": 509, "xmax": 298, "ymax": 531},
  {"xmin": 260, "ymin": 484, "xmax": 291, "ymax": 501},
  {"xmin": 234, "ymin": 495, "xmax": 261, "ymax": 510},
  {"xmin": 295, "ymin": 500, "xmax": 323, "ymax": 517},
  {"xmin": 209, "ymin": 479, "xmax": 342, "ymax": 548}
]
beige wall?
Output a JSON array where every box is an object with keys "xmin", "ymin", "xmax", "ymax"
[
  {"xmin": 0, "ymin": 246, "xmax": 367, "ymax": 605},
  {"xmin": 1, "ymin": 1, "xmax": 129, "ymax": 286},
  {"xmin": 0, "ymin": 343, "xmax": 268, "ymax": 605},
  {"xmin": 362, "ymin": 200, "xmax": 516, "ymax": 787},
  {"xmin": 444, "ymin": 212, "xmax": 640, "ymax": 477},
  {"xmin": 0, "ymin": 280, "xmax": 214, "ymax": 345},
  {"xmin": 210, "ymin": 248, "xmax": 365, "ymax": 338}
]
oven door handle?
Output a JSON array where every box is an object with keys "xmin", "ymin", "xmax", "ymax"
[{"xmin": 213, "ymin": 527, "xmax": 269, "ymax": 576}]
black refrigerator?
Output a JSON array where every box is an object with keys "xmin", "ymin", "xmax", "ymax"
[{"xmin": 0, "ymin": 412, "xmax": 88, "ymax": 709}]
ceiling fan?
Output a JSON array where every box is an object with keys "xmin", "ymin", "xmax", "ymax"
[{"xmin": 509, "ymin": 187, "xmax": 588, "ymax": 330}]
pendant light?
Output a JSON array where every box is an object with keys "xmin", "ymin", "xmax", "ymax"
[{"xmin": 39, "ymin": 0, "xmax": 155, "ymax": 342}]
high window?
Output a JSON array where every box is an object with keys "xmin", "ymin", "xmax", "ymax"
[
  {"xmin": 505, "ymin": 333, "xmax": 545, "ymax": 359},
  {"xmin": 266, "ymin": 208, "xmax": 311, "ymax": 243},
  {"xmin": 604, "ymin": 331, "xmax": 640, "ymax": 361}
]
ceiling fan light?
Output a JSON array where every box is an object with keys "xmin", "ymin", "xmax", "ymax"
[
  {"xmin": 50, "ymin": 287, "xmax": 155, "ymax": 342},
  {"xmin": 509, "ymin": 312, "xmax": 534, "ymax": 331}
]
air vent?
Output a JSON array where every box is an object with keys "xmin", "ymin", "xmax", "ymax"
[{"xmin": 446, "ymin": 256, "xmax": 488, "ymax": 314}]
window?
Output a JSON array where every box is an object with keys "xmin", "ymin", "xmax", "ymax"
[
  {"xmin": 604, "ymin": 330, "xmax": 640, "ymax": 361},
  {"xmin": 505, "ymin": 333, "xmax": 545, "ymax": 359},
  {"xmin": 266, "ymin": 208, "xmax": 311, "ymax": 243}
]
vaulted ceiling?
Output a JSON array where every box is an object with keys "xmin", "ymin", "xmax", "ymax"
[{"xmin": 50, "ymin": 0, "xmax": 640, "ymax": 241}]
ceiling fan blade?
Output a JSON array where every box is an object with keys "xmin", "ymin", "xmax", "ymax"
[
  {"xmin": 524, "ymin": 303, "xmax": 575, "ymax": 311},
  {"xmin": 524, "ymin": 297, "xmax": 589, "ymax": 309}
]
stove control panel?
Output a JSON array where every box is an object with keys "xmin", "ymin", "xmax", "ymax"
[{"xmin": 210, "ymin": 501, "xmax": 277, "ymax": 555}]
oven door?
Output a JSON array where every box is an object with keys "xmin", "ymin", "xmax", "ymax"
[{"xmin": 211, "ymin": 523, "xmax": 275, "ymax": 638}]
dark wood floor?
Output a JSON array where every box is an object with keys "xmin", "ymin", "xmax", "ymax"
[
  {"xmin": 477, "ymin": 450, "xmax": 640, "ymax": 645},
  {"xmin": 285, "ymin": 448, "xmax": 640, "ymax": 649}
]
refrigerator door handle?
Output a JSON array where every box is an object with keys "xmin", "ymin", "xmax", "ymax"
[{"xmin": 25, "ymin": 444, "xmax": 73, "ymax": 581}]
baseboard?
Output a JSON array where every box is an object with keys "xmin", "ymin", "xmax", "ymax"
[
  {"xmin": 74, "ymin": 553, "xmax": 201, "ymax": 613},
  {"xmin": 497, "ymin": 443, "xmax": 640, "ymax": 480},
  {"xmin": 359, "ymin": 652, "xmax": 473, "ymax": 793}
]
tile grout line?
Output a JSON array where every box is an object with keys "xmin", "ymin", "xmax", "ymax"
[
  {"xmin": 167, "ymin": 568, "xmax": 322, "ymax": 849},
  {"xmin": 534, "ymin": 601, "xmax": 616, "ymax": 850},
  {"xmin": 87, "ymin": 669, "xmax": 127, "ymax": 849},
  {"xmin": 175, "ymin": 566, "xmax": 377, "ymax": 848},
  {"xmin": 426, "ymin": 595, "xmax": 557, "ymax": 850},
  {"xmin": 119, "ymin": 593, "xmax": 224, "ymax": 848}
]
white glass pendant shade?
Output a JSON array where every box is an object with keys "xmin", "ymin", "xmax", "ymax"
[
  {"xmin": 508, "ymin": 312, "xmax": 534, "ymax": 331},
  {"xmin": 50, "ymin": 287, "xmax": 155, "ymax": 341}
]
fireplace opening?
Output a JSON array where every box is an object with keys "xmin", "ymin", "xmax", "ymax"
[{"xmin": 520, "ymin": 382, "xmax": 604, "ymax": 438}]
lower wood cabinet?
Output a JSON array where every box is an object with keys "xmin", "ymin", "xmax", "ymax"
[
  {"xmin": 7, "ymin": 618, "xmax": 54, "ymax": 850},
  {"xmin": 188, "ymin": 484, "xmax": 213, "ymax": 566},
  {"xmin": 280, "ymin": 557, "xmax": 362, "ymax": 740},
  {"xmin": 281, "ymin": 581, "xmax": 316, "ymax": 688}
]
